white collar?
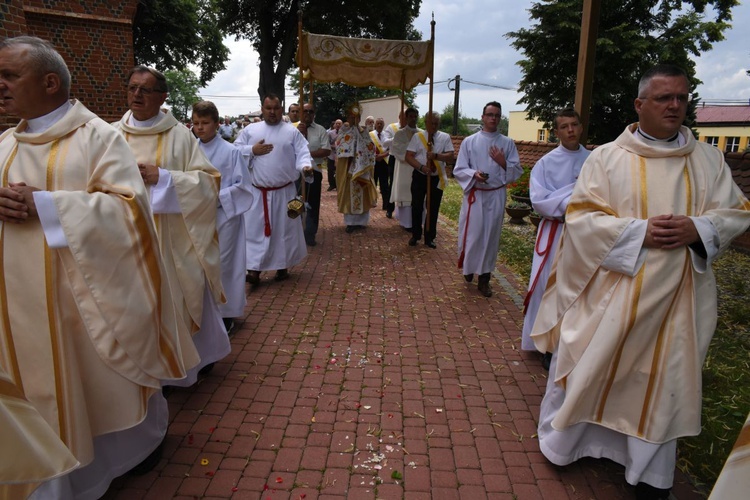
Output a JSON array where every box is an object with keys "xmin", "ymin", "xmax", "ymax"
[{"xmin": 24, "ymin": 101, "xmax": 73, "ymax": 134}]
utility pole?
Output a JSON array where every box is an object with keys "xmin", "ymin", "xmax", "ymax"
[{"xmin": 452, "ymin": 74, "xmax": 460, "ymax": 135}]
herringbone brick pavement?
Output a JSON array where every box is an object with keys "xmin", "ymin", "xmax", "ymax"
[{"xmin": 105, "ymin": 181, "xmax": 703, "ymax": 500}]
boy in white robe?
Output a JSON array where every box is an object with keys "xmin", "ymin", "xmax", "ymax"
[
  {"xmin": 520, "ymin": 109, "xmax": 589, "ymax": 364},
  {"xmin": 389, "ymin": 108, "xmax": 421, "ymax": 230},
  {"xmin": 192, "ymin": 101, "xmax": 253, "ymax": 333}
]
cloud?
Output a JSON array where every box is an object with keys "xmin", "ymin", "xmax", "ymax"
[{"xmin": 200, "ymin": 0, "xmax": 750, "ymax": 121}]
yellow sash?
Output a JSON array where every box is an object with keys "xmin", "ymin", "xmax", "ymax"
[
  {"xmin": 370, "ymin": 131, "xmax": 385, "ymax": 154},
  {"xmin": 417, "ymin": 131, "xmax": 447, "ymax": 190}
]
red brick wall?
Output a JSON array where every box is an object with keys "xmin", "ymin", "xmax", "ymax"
[{"xmin": 0, "ymin": 1, "xmax": 137, "ymax": 129}]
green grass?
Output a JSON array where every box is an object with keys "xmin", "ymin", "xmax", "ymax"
[{"xmin": 440, "ymin": 178, "xmax": 750, "ymax": 493}]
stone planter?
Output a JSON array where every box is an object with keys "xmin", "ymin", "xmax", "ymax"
[
  {"xmin": 511, "ymin": 194, "xmax": 531, "ymax": 205},
  {"xmin": 529, "ymin": 214, "xmax": 542, "ymax": 227},
  {"xmin": 506, "ymin": 205, "xmax": 531, "ymax": 224}
]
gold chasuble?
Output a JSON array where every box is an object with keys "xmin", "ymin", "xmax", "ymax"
[
  {"xmin": 0, "ymin": 101, "xmax": 189, "ymax": 478},
  {"xmin": 532, "ymin": 125, "xmax": 750, "ymax": 443},
  {"xmin": 336, "ymin": 125, "xmax": 377, "ymax": 215},
  {"xmin": 114, "ymin": 111, "xmax": 223, "ymax": 347}
]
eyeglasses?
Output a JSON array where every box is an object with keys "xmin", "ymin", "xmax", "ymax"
[
  {"xmin": 639, "ymin": 94, "xmax": 690, "ymax": 105},
  {"xmin": 127, "ymin": 85, "xmax": 163, "ymax": 95},
  {"xmin": 483, "ymin": 113, "xmax": 502, "ymax": 119}
]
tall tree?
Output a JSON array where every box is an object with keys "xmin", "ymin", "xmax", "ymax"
[
  {"xmin": 216, "ymin": 0, "xmax": 422, "ymax": 104},
  {"xmin": 133, "ymin": 0, "xmax": 229, "ymax": 86},
  {"xmin": 506, "ymin": 0, "xmax": 737, "ymax": 144},
  {"xmin": 165, "ymin": 69, "xmax": 201, "ymax": 122}
]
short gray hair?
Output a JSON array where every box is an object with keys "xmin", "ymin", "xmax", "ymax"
[
  {"xmin": 127, "ymin": 65, "xmax": 169, "ymax": 93},
  {"xmin": 0, "ymin": 36, "xmax": 71, "ymax": 94}
]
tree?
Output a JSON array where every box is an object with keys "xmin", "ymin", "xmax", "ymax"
[
  {"xmin": 289, "ymin": 70, "xmax": 417, "ymax": 128},
  {"xmin": 133, "ymin": 0, "xmax": 229, "ymax": 86},
  {"xmin": 506, "ymin": 0, "xmax": 737, "ymax": 144},
  {"xmin": 165, "ymin": 69, "xmax": 201, "ymax": 122},
  {"xmin": 215, "ymin": 0, "xmax": 422, "ymax": 104}
]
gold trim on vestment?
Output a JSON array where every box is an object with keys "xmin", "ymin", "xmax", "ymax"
[
  {"xmin": 683, "ymin": 161, "xmax": 692, "ymax": 216},
  {"xmin": 639, "ymin": 156, "xmax": 648, "ymax": 219},
  {"xmin": 45, "ymin": 139, "xmax": 68, "ymax": 442},
  {"xmin": 596, "ymin": 263, "xmax": 646, "ymax": 422},
  {"xmin": 566, "ymin": 201, "xmax": 618, "ymax": 218},
  {"xmin": 0, "ymin": 144, "xmax": 23, "ymax": 392}
]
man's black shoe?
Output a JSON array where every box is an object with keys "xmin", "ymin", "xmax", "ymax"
[
  {"xmin": 129, "ymin": 442, "xmax": 164, "ymax": 475},
  {"xmin": 464, "ymin": 274, "xmax": 474, "ymax": 283},
  {"xmin": 425, "ymin": 241, "xmax": 436, "ymax": 249},
  {"xmin": 275, "ymin": 269, "xmax": 289, "ymax": 281},
  {"xmin": 386, "ymin": 210, "xmax": 393, "ymax": 218},
  {"xmin": 408, "ymin": 237, "xmax": 418, "ymax": 246},
  {"xmin": 345, "ymin": 225, "xmax": 355, "ymax": 233}
]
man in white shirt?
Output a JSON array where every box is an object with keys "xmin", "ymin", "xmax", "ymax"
[
  {"xmin": 389, "ymin": 107, "xmax": 421, "ymax": 230},
  {"xmin": 302, "ymin": 103, "xmax": 332, "ymax": 247},
  {"xmin": 405, "ymin": 111, "xmax": 454, "ymax": 248}
]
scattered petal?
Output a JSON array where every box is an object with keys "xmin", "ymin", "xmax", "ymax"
[
  {"xmin": 205, "ymin": 471, "xmax": 214, "ymax": 477},
  {"xmin": 200, "ymin": 458, "xmax": 209, "ymax": 466},
  {"xmin": 208, "ymin": 427, "xmax": 215, "ymax": 433},
  {"xmin": 275, "ymin": 476, "xmax": 283, "ymax": 483},
  {"xmin": 232, "ymin": 487, "xmax": 238, "ymax": 492}
]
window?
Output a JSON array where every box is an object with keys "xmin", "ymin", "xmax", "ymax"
[
  {"xmin": 725, "ymin": 137, "xmax": 740, "ymax": 153},
  {"xmin": 704, "ymin": 136, "xmax": 719, "ymax": 147},
  {"xmin": 538, "ymin": 129, "xmax": 546, "ymax": 142}
]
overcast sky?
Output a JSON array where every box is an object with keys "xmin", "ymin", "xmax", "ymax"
[{"xmin": 199, "ymin": 0, "xmax": 750, "ymax": 120}]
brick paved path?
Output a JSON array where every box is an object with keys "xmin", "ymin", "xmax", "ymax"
[{"xmin": 106, "ymin": 183, "xmax": 703, "ymax": 499}]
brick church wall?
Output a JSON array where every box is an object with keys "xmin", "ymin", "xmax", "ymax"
[{"xmin": 0, "ymin": 0, "xmax": 137, "ymax": 129}]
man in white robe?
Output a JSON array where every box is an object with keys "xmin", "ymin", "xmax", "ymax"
[
  {"xmin": 381, "ymin": 112, "xmax": 404, "ymax": 218},
  {"xmin": 520, "ymin": 108, "xmax": 589, "ymax": 362},
  {"xmin": 335, "ymin": 107, "xmax": 377, "ymax": 232},
  {"xmin": 192, "ymin": 101, "xmax": 253, "ymax": 333},
  {"xmin": 234, "ymin": 94, "xmax": 313, "ymax": 284},
  {"xmin": 531, "ymin": 65, "xmax": 750, "ymax": 499},
  {"xmin": 389, "ymin": 108, "xmax": 421, "ymax": 230},
  {"xmin": 113, "ymin": 66, "xmax": 229, "ymax": 386},
  {"xmin": 0, "ymin": 37, "xmax": 190, "ymax": 499},
  {"xmin": 454, "ymin": 101, "xmax": 523, "ymax": 297}
]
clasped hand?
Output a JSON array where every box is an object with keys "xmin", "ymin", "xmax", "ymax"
[
  {"xmin": 644, "ymin": 214, "xmax": 699, "ymax": 250},
  {"xmin": 0, "ymin": 182, "xmax": 40, "ymax": 223}
]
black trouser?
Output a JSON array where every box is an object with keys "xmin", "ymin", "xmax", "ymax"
[
  {"xmin": 327, "ymin": 158, "xmax": 336, "ymax": 188},
  {"xmin": 373, "ymin": 158, "xmax": 391, "ymax": 209},
  {"xmin": 304, "ymin": 170, "xmax": 323, "ymax": 241},
  {"xmin": 411, "ymin": 171, "xmax": 442, "ymax": 242}
]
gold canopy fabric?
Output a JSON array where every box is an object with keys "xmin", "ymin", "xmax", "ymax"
[{"xmin": 297, "ymin": 32, "xmax": 433, "ymax": 90}]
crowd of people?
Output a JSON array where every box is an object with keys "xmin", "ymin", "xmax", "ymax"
[{"xmin": 0, "ymin": 35, "xmax": 748, "ymax": 500}]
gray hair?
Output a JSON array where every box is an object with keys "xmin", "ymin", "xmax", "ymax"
[
  {"xmin": 0, "ymin": 36, "xmax": 71, "ymax": 95},
  {"xmin": 127, "ymin": 65, "xmax": 169, "ymax": 93}
]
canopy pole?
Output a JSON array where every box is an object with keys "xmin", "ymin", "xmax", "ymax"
[
  {"xmin": 297, "ymin": 9, "xmax": 306, "ymax": 231},
  {"xmin": 425, "ymin": 13, "xmax": 436, "ymax": 234}
]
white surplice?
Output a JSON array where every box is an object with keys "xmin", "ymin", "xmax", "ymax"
[
  {"xmin": 198, "ymin": 135, "xmax": 253, "ymax": 318},
  {"xmin": 389, "ymin": 125, "xmax": 420, "ymax": 228},
  {"xmin": 454, "ymin": 131, "xmax": 523, "ymax": 275},
  {"xmin": 234, "ymin": 120, "xmax": 311, "ymax": 271},
  {"xmin": 520, "ymin": 144, "xmax": 589, "ymax": 350}
]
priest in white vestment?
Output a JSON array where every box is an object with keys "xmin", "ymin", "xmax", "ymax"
[
  {"xmin": 0, "ymin": 37, "xmax": 191, "ymax": 499},
  {"xmin": 389, "ymin": 108, "xmax": 421, "ymax": 230},
  {"xmin": 531, "ymin": 65, "xmax": 750, "ymax": 499},
  {"xmin": 454, "ymin": 101, "xmax": 522, "ymax": 297},
  {"xmin": 114, "ymin": 66, "xmax": 229, "ymax": 386},
  {"xmin": 521, "ymin": 109, "xmax": 589, "ymax": 356},
  {"xmin": 234, "ymin": 94, "xmax": 313, "ymax": 284},
  {"xmin": 192, "ymin": 101, "xmax": 253, "ymax": 332},
  {"xmin": 335, "ymin": 106, "xmax": 377, "ymax": 232},
  {"xmin": 381, "ymin": 113, "xmax": 404, "ymax": 218}
]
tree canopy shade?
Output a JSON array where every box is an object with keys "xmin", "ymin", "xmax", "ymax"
[
  {"xmin": 215, "ymin": 0, "xmax": 422, "ymax": 104},
  {"xmin": 133, "ymin": 0, "xmax": 229, "ymax": 86},
  {"xmin": 506, "ymin": 0, "xmax": 738, "ymax": 145},
  {"xmin": 165, "ymin": 69, "xmax": 202, "ymax": 122}
]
